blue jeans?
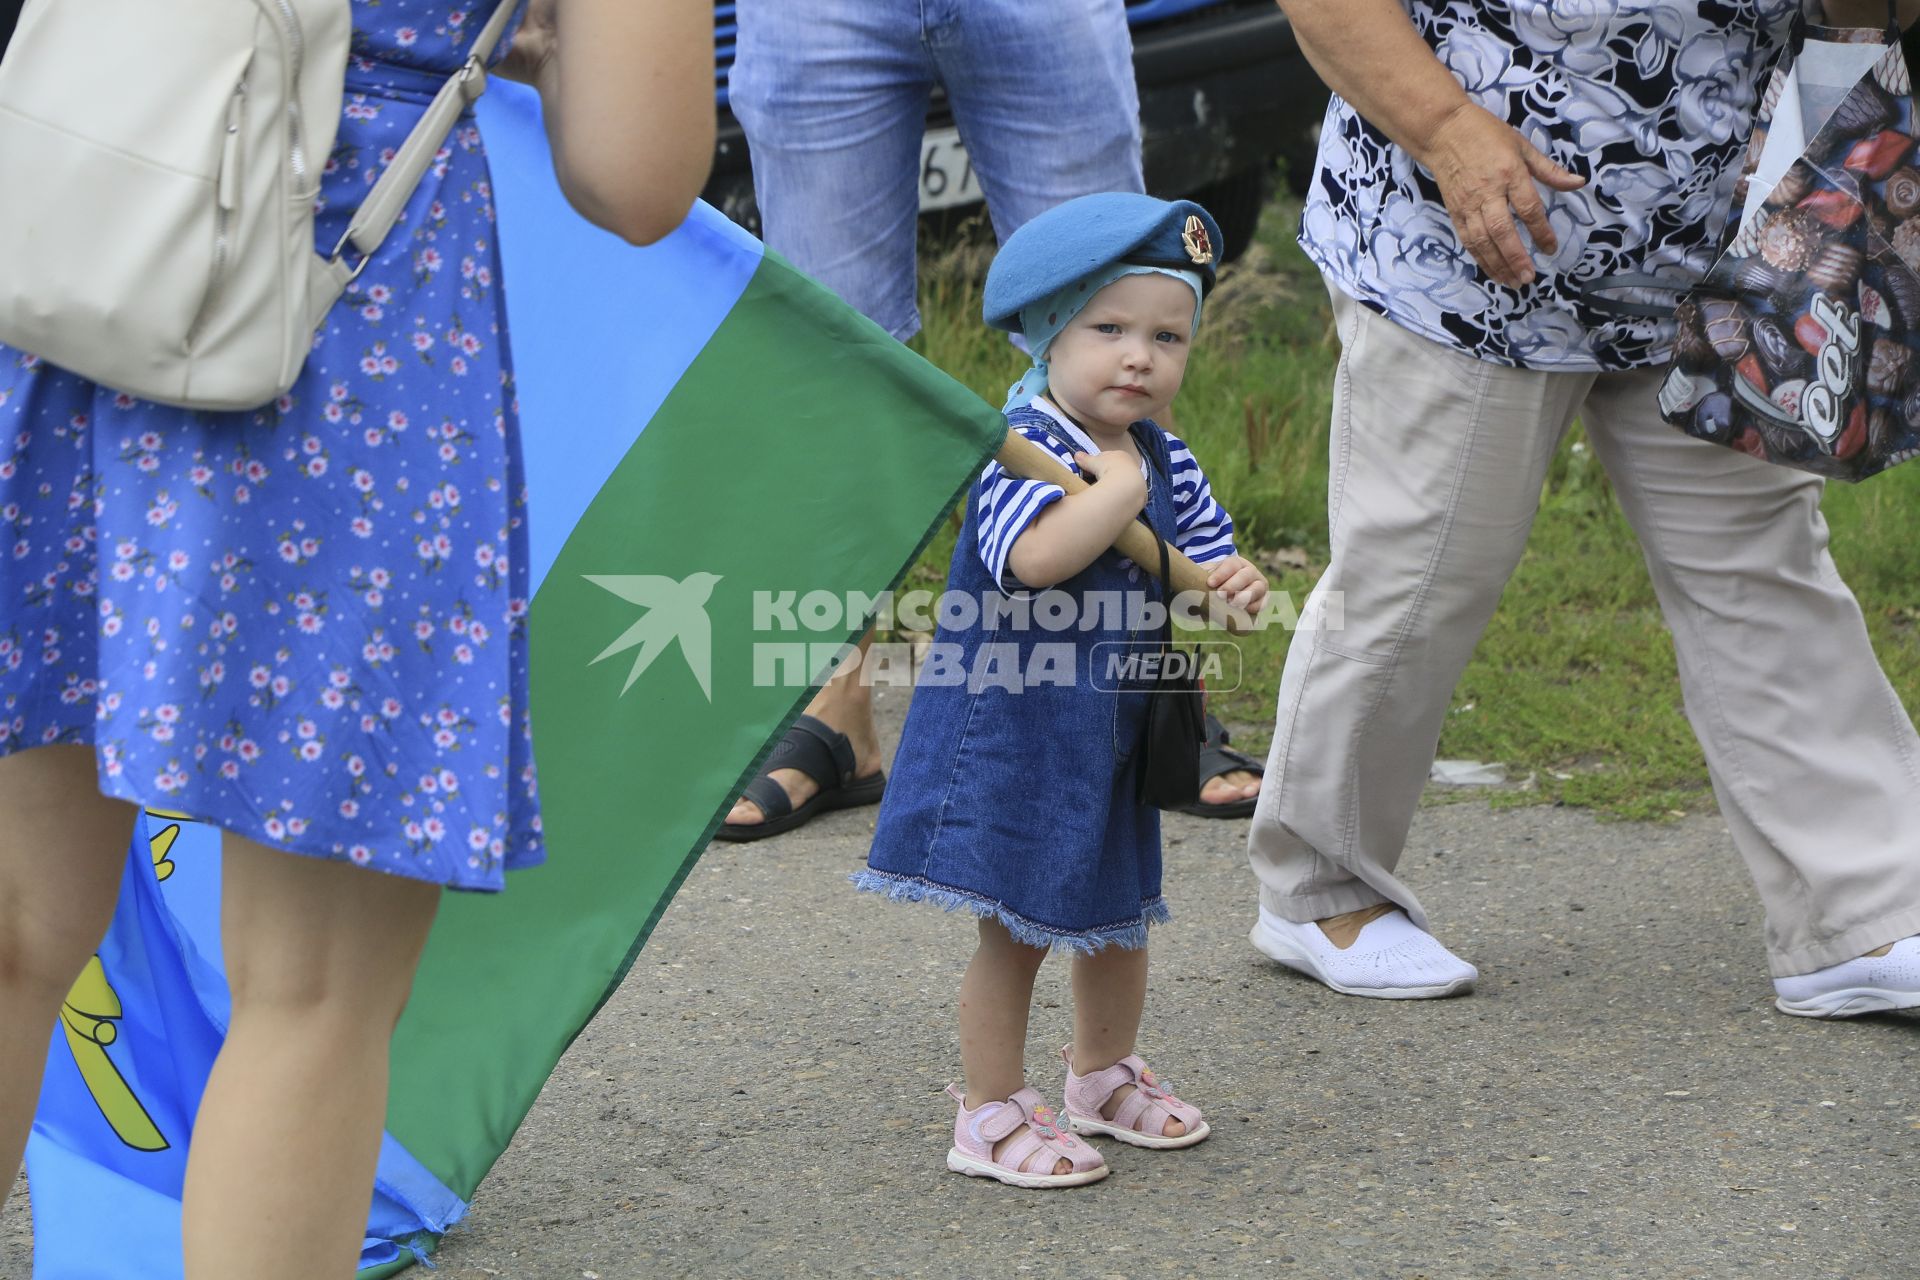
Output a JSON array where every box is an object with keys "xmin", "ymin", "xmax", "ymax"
[{"xmin": 728, "ymin": 0, "xmax": 1144, "ymax": 340}]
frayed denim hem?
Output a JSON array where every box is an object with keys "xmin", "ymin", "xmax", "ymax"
[{"xmin": 851, "ymin": 868, "xmax": 1168, "ymax": 953}]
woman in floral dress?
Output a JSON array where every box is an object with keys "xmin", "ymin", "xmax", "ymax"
[{"xmin": 0, "ymin": 1, "xmax": 712, "ymax": 1274}]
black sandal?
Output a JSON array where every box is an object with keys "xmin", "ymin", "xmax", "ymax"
[
  {"xmin": 713, "ymin": 714, "xmax": 886, "ymax": 842},
  {"xmin": 1172, "ymin": 714, "xmax": 1264, "ymax": 819}
]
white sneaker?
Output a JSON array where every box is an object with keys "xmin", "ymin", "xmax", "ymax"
[
  {"xmin": 1773, "ymin": 935, "xmax": 1920, "ymax": 1018},
  {"xmin": 1250, "ymin": 905, "xmax": 1477, "ymax": 999}
]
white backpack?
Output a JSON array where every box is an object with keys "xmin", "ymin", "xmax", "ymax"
[{"xmin": 0, "ymin": 0, "xmax": 517, "ymax": 412}]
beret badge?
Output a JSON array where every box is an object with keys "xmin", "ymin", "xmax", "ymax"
[{"xmin": 1182, "ymin": 214, "xmax": 1214, "ymax": 265}]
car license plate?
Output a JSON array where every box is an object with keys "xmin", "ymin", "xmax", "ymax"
[{"xmin": 918, "ymin": 127, "xmax": 982, "ymax": 212}]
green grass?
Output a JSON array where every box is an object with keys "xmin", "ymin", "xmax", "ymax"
[{"xmin": 902, "ymin": 193, "xmax": 1920, "ymax": 819}]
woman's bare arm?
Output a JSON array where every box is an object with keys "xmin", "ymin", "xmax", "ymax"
[
  {"xmin": 1276, "ymin": 0, "xmax": 1584, "ymax": 287},
  {"xmin": 500, "ymin": 0, "xmax": 714, "ymax": 245}
]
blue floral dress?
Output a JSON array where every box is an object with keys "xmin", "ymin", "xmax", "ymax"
[{"xmin": 0, "ymin": 1, "xmax": 542, "ymax": 891}]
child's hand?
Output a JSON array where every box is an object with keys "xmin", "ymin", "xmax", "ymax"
[
  {"xmin": 1206, "ymin": 555, "xmax": 1269, "ymax": 615},
  {"xmin": 1073, "ymin": 451, "xmax": 1147, "ymax": 508}
]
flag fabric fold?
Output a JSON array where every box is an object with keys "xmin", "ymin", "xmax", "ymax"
[{"xmin": 26, "ymin": 80, "xmax": 1005, "ymax": 1276}]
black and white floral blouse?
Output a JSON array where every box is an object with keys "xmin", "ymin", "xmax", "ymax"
[{"xmin": 1301, "ymin": 0, "xmax": 1822, "ymax": 371}]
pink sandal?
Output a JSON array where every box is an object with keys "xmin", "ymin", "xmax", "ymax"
[
  {"xmin": 1061, "ymin": 1048, "xmax": 1211, "ymax": 1150},
  {"xmin": 944, "ymin": 1084, "xmax": 1109, "ymax": 1189}
]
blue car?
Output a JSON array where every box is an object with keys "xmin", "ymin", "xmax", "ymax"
[{"xmin": 702, "ymin": 0, "xmax": 1329, "ymax": 263}]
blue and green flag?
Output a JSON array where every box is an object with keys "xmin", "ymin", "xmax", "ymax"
[{"xmin": 25, "ymin": 81, "xmax": 1004, "ymax": 1275}]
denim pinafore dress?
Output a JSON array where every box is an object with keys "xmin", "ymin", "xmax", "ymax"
[{"xmin": 855, "ymin": 408, "xmax": 1181, "ymax": 953}]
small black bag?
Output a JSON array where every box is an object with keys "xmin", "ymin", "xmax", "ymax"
[{"xmin": 1134, "ymin": 522, "xmax": 1206, "ymax": 809}]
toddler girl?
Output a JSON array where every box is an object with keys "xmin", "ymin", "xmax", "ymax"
[{"xmin": 855, "ymin": 193, "xmax": 1269, "ymax": 1188}]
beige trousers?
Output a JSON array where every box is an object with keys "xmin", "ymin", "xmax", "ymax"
[{"xmin": 1248, "ymin": 286, "xmax": 1920, "ymax": 978}]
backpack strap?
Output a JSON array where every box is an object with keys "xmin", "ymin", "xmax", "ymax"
[{"xmin": 316, "ymin": 0, "xmax": 520, "ymax": 308}]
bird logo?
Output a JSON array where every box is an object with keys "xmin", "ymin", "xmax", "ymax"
[{"xmin": 584, "ymin": 573, "xmax": 723, "ymax": 700}]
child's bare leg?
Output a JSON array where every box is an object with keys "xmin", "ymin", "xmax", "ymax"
[
  {"xmin": 181, "ymin": 836, "xmax": 439, "ymax": 1280},
  {"xmin": 959, "ymin": 917, "xmax": 1046, "ymax": 1103},
  {"xmin": 958, "ymin": 918, "xmax": 1070, "ymax": 1172},
  {"xmin": 0, "ymin": 745, "xmax": 138, "ymax": 1207},
  {"xmin": 1070, "ymin": 944, "xmax": 1185, "ymax": 1138}
]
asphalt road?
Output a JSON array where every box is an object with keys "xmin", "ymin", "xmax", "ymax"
[{"xmin": 7, "ymin": 688, "xmax": 1918, "ymax": 1278}]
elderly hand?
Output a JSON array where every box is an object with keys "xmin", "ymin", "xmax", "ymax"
[{"xmin": 1414, "ymin": 100, "xmax": 1586, "ymax": 289}]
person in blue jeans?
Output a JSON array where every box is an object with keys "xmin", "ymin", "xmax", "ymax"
[{"xmin": 718, "ymin": 0, "xmax": 1265, "ymax": 839}]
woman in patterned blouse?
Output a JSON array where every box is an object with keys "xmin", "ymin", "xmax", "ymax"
[{"xmin": 1246, "ymin": 0, "xmax": 1920, "ymax": 1019}]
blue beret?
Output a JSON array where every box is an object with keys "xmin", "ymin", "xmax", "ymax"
[{"xmin": 983, "ymin": 193, "xmax": 1223, "ymax": 333}]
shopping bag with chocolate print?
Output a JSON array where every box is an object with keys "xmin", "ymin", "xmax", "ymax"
[{"xmin": 1657, "ymin": 2, "xmax": 1920, "ymax": 481}]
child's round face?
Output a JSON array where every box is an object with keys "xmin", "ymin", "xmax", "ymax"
[{"xmin": 1043, "ymin": 272, "xmax": 1196, "ymax": 436}]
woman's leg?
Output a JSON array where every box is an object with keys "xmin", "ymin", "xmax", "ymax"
[
  {"xmin": 1069, "ymin": 944, "xmax": 1183, "ymax": 1138},
  {"xmin": 1248, "ymin": 287, "xmax": 1589, "ymax": 932},
  {"xmin": 0, "ymin": 744, "xmax": 138, "ymax": 1206},
  {"xmin": 181, "ymin": 837, "xmax": 439, "ymax": 1280},
  {"xmin": 1581, "ymin": 370, "xmax": 1920, "ymax": 978}
]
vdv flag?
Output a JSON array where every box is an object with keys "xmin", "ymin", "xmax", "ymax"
[{"xmin": 24, "ymin": 81, "xmax": 1005, "ymax": 1276}]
